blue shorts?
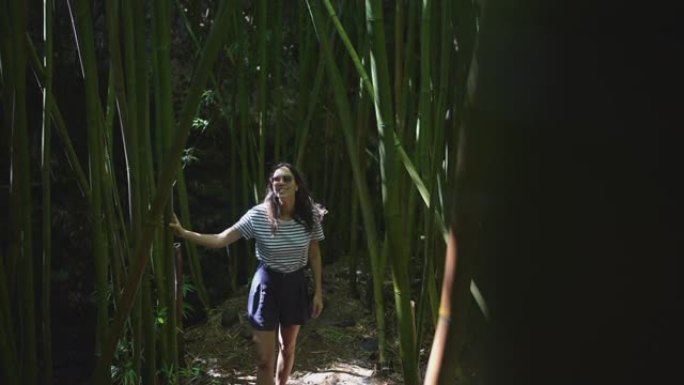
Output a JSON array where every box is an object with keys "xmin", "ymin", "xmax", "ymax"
[{"xmin": 247, "ymin": 263, "xmax": 312, "ymax": 331}]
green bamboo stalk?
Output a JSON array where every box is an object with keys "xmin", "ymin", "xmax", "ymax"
[
  {"xmin": 0, "ymin": 248, "xmax": 18, "ymax": 385},
  {"xmin": 41, "ymin": 0, "xmax": 55, "ymax": 381},
  {"xmin": 92, "ymin": 3, "xmax": 233, "ymax": 380},
  {"xmin": 0, "ymin": 7, "xmax": 14, "ymax": 337},
  {"xmin": 175, "ymin": 169, "xmax": 210, "ymax": 310},
  {"xmin": 394, "ymin": 0, "xmax": 405, "ymax": 133},
  {"xmin": 256, "ymin": 0, "xmax": 267, "ymax": 180},
  {"xmin": 236, "ymin": 15, "xmax": 257, "ymax": 275},
  {"xmin": 229, "ymin": 117, "xmax": 240, "ymax": 293},
  {"xmin": 25, "ymin": 34, "xmax": 91, "ymax": 200},
  {"xmin": 273, "ymin": 0, "xmax": 284, "ymax": 161},
  {"xmin": 418, "ymin": 0, "xmax": 433, "ymax": 176},
  {"xmin": 398, "ymin": 0, "xmax": 418, "ymax": 145},
  {"xmin": 173, "ymin": 0, "xmax": 239, "ymax": 307},
  {"xmin": 424, "ymin": 1, "xmax": 481, "ymax": 381},
  {"xmin": 170, "ymin": 1, "xmax": 213, "ymax": 313},
  {"xmin": 413, "ymin": 0, "xmax": 437, "ymax": 349},
  {"xmin": 9, "ymin": 1, "xmax": 38, "ymax": 383},
  {"xmin": 365, "ymin": 0, "xmax": 420, "ymax": 382},
  {"xmin": 423, "ymin": 0, "xmax": 454, "ymax": 333},
  {"xmin": 293, "ymin": 4, "xmax": 318, "ymax": 168},
  {"xmin": 307, "ymin": 0, "xmax": 388, "ymax": 365},
  {"xmin": 70, "ymin": 3, "xmax": 111, "ymax": 379},
  {"xmin": 347, "ymin": 50, "xmax": 374, "ymax": 297},
  {"xmin": 106, "ymin": 0, "xmax": 135, "ymax": 231},
  {"xmin": 320, "ymin": 0, "xmax": 374, "ymax": 99},
  {"xmin": 294, "ymin": 56, "xmax": 325, "ymax": 168},
  {"xmin": 118, "ymin": 0, "xmax": 149, "ymax": 379},
  {"xmin": 347, "ymin": 186, "xmax": 360, "ymax": 295},
  {"xmin": 0, "ymin": 10, "xmax": 18, "ymax": 362},
  {"xmin": 141, "ymin": 273, "xmax": 157, "ymax": 385},
  {"xmin": 102, "ymin": 73, "xmax": 142, "ymax": 383},
  {"xmin": 152, "ymin": 0, "xmax": 178, "ymax": 375}
]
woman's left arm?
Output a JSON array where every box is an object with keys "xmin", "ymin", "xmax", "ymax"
[{"xmin": 308, "ymin": 239, "xmax": 324, "ymax": 318}]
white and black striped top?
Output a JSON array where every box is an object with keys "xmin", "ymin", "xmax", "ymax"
[{"xmin": 233, "ymin": 203, "xmax": 325, "ymax": 273}]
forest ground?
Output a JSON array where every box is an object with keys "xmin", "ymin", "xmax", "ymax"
[{"xmin": 182, "ymin": 260, "xmax": 425, "ymax": 385}]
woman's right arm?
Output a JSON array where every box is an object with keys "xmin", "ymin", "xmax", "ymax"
[{"xmin": 169, "ymin": 213, "xmax": 242, "ymax": 248}]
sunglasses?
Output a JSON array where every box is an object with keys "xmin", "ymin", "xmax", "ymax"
[{"xmin": 271, "ymin": 175, "xmax": 293, "ymax": 183}]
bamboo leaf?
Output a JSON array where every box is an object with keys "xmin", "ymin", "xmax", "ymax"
[{"xmin": 394, "ymin": 128, "xmax": 448, "ymax": 243}]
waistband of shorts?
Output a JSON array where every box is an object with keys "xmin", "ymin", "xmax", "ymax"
[{"xmin": 259, "ymin": 262, "xmax": 306, "ymax": 275}]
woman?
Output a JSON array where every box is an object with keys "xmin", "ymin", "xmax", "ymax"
[{"xmin": 169, "ymin": 162, "xmax": 326, "ymax": 385}]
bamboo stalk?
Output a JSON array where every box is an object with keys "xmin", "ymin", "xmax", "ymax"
[
  {"xmin": 307, "ymin": 0, "xmax": 388, "ymax": 365},
  {"xmin": 69, "ymin": 6, "xmax": 112, "ymax": 385},
  {"xmin": 366, "ymin": 0, "xmax": 420, "ymax": 382},
  {"xmin": 152, "ymin": 0, "xmax": 178, "ymax": 375},
  {"xmin": 256, "ymin": 0, "xmax": 267, "ymax": 178},
  {"xmin": 25, "ymin": 34, "xmax": 91, "ymax": 200},
  {"xmin": 273, "ymin": 0, "xmax": 284, "ymax": 161},
  {"xmin": 10, "ymin": 1, "xmax": 38, "ymax": 383},
  {"xmin": 0, "ymin": 249, "xmax": 18, "ymax": 385},
  {"xmin": 40, "ymin": 0, "xmax": 55, "ymax": 381},
  {"xmin": 92, "ymin": 3, "xmax": 233, "ymax": 380}
]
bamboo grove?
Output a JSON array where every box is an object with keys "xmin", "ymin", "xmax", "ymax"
[{"xmin": 0, "ymin": 0, "xmax": 483, "ymax": 384}]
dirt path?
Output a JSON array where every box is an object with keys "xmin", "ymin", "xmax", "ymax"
[{"xmin": 183, "ymin": 261, "xmax": 407, "ymax": 384}]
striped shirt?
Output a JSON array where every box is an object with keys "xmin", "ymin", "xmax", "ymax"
[{"xmin": 233, "ymin": 202, "xmax": 325, "ymax": 273}]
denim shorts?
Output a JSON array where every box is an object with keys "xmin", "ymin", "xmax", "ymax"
[{"xmin": 247, "ymin": 263, "xmax": 312, "ymax": 331}]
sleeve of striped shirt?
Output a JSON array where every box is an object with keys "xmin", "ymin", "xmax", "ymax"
[
  {"xmin": 312, "ymin": 220, "xmax": 325, "ymax": 241},
  {"xmin": 233, "ymin": 207, "xmax": 255, "ymax": 239}
]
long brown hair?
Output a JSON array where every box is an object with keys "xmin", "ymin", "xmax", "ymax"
[{"xmin": 264, "ymin": 162, "xmax": 327, "ymax": 234}]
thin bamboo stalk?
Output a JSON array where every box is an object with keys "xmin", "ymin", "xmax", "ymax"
[
  {"xmin": 0, "ymin": 11, "xmax": 19, "ymax": 377},
  {"xmin": 0, "ymin": 249, "xmax": 18, "ymax": 385},
  {"xmin": 236, "ymin": 12, "xmax": 257, "ymax": 275},
  {"xmin": 152, "ymin": 0, "xmax": 178, "ymax": 375},
  {"xmin": 10, "ymin": 1, "xmax": 38, "ymax": 383},
  {"xmin": 40, "ymin": 0, "xmax": 55, "ymax": 381},
  {"xmin": 414, "ymin": 0, "xmax": 437, "ymax": 349},
  {"xmin": 141, "ymin": 273, "xmax": 157, "ymax": 385},
  {"xmin": 273, "ymin": 0, "xmax": 284, "ymax": 161},
  {"xmin": 172, "ymin": 0, "xmax": 222, "ymax": 311},
  {"xmin": 293, "ymin": 3, "xmax": 318, "ymax": 168},
  {"xmin": 25, "ymin": 35, "xmax": 91, "ymax": 200},
  {"xmin": 365, "ymin": 0, "xmax": 420, "ymax": 382},
  {"xmin": 92, "ymin": 3, "xmax": 233, "ymax": 380},
  {"xmin": 175, "ymin": 170, "xmax": 210, "ymax": 310},
  {"xmin": 294, "ymin": 56, "xmax": 325, "ymax": 168},
  {"xmin": 120, "ymin": 0, "xmax": 150, "ymax": 379},
  {"xmin": 70, "ymin": 4, "xmax": 111, "ymax": 380},
  {"xmin": 308, "ymin": 0, "xmax": 388, "ymax": 365},
  {"xmin": 256, "ymin": 0, "xmax": 267, "ymax": 177}
]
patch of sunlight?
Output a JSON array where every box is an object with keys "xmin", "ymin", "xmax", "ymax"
[{"xmin": 291, "ymin": 361, "xmax": 385, "ymax": 385}]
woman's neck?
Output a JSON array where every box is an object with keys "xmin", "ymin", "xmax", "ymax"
[{"xmin": 278, "ymin": 196, "xmax": 295, "ymax": 219}]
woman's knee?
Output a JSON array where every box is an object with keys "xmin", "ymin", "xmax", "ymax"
[
  {"xmin": 253, "ymin": 331, "xmax": 277, "ymax": 369},
  {"xmin": 256, "ymin": 355, "xmax": 274, "ymax": 371},
  {"xmin": 278, "ymin": 325, "xmax": 300, "ymax": 357},
  {"xmin": 278, "ymin": 339, "xmax": 297, "ymax": 357}
]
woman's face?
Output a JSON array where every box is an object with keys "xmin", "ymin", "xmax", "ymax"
[{"xmin": 271, "ymin": 166, "xmax": 298, "ymax": 199}]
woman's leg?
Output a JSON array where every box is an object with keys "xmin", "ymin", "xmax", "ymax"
[
  {"xmin": 253, "ymin": 329, "xmax": 277, "ymax": 385},
  {"xmin": 276, "ymin": 324, "xmax": 301, "ymax": 385}
]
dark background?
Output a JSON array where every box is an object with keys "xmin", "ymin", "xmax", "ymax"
[{"xmin": 470, "ymin": 1, "xmax": 683, "ymax": 383}]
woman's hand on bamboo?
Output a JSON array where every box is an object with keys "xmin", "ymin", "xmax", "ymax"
[{"xmin": 168, "ymin": 213, "xmax": 186, "ymax": 238}]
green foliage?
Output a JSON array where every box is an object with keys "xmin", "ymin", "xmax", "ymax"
[
  {"xmin": 182, "ymin": 147, "xmax": 200, "ymax": 166},
  {"xmin": 111, "ymin": 341, "xmax": 137, "ymax": 385},
  {"xmin": 192, "ymin": 117, "xmax": 209, "ymax": 132},
  {"xmin": 156, "ymin": 306, "xmax": 168, "ymax": 326}
]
